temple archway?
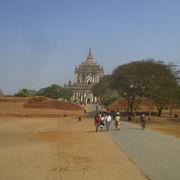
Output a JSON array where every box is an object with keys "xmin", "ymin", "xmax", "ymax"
[{"xmin": 86, "ymin": 98, "xmax": 90, "ymax": 104}]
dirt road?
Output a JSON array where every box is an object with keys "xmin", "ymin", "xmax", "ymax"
[{"xmin": 0, "ymin": 116, "xmax": 146, "ymax": 180}]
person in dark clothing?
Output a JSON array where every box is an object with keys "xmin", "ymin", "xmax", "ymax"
[{"xmin": 140, "ymin": 114, "xmax": 146, "ymax": 130}]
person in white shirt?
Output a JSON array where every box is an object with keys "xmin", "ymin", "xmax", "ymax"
[
  {"xmin": 100, "ymin": 114, "xmax": 105, "ymax": 130},
  {"xmin": 106, "ymin": 114, "xmax": 112, "ymax": 131}
]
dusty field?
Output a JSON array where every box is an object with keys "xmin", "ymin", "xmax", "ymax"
[
  {"xmin": 1, "ymin": 97, "xmax": 179, "ymax": 179},
  {"xmin": 147, "ymin": 117, "xmax": 180, "ymax": 138},
  {"xmin": 120, "ymin": 115, "xmax": 180, "ymax": 138},
  {"xmin": 0, "ymin": 97, "xmax": 146, "ymax": 180},
  {"xmin": 0, "ymin": 97, "xmax": 83, "ymax": 117},
  {"xmin": 0, "ymin": 116, "xmax": 147, "ymax": 180}
]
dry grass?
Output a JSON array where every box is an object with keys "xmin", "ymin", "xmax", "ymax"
[
  {"xmin": 121, "ymin": 115, "xmax": 180, "ymax": 138},
  {"xmin": 147, "ymin": 116, "xmax": 180, "ymax": 138},
  {"xmin": 24, "ymin": 96, "xmax": 83, "ymax": 111},
  {"xmin": 0, "ymin": 96, "xmax": 84, "ymax": 117}
]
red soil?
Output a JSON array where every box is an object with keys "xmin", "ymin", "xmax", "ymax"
[{"xmin": 23, "ymin": 96, "xmax": 83, "ymax": 111}]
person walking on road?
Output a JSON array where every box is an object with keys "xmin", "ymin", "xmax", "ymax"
[
  {"xmin": 140, "ymin": 113, "xmax": 146, "ymax": 130},
  {"xmin": 100, "ymin": 113, "xmax": 105, "ymax": 130},
  {"xmin": 95, "ymin": 113, "xmax": 101, "ymax": 132},
  {"xmin": 106, "ymin": 113, "xmax": 112, "ymax": 131},
  {"xmin": 115, "ymin": 110, "xmax": 120, "ymax": 131}
]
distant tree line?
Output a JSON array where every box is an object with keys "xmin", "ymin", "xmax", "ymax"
[
  {"xmin": 92, "ymin": 59, "xmax": 180, "ymax": 117},
  {"xmin": 14, "ymin": 59, "xmax": 180, "ymax": 117},
  {"xmin": 14, "ymin": 84, "xmax": 73, "ymax": 101}
]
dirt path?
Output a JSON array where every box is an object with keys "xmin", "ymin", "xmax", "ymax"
[{"xmin": 0, "ymin": 116, "xmax": 146, "ymax": 180}]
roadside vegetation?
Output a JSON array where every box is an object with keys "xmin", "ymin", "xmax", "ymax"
[
  {"xmin": 13, "ymin": 59, "xmax": 180, "ymax": 118},
  {"xmin": 15, "ymin": 84, "xmax": 73, "ymax": 101},
  {"xmin": 92, "ymin": 59, "xmax": 180, "ymax": 118}
]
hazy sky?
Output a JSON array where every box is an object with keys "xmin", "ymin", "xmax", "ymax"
[{"xmin": 0, "ymin": 0, "xmax": 180, "ymax": 95}]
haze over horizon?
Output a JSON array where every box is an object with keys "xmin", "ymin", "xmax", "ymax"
[{"xmin": 0, "ymin": 0, "xmax": 180, "ymax": 95}]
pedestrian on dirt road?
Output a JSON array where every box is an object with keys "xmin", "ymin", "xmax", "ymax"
[
  {"xmin": 115, "ymin": 110, "xmax": 120, "ymax": 131},
  {"xmin": 95, "ymin": 113, "xmax": 101, "ymax": 132},
  {"xmin": 100, "ymin": 113, "xmax": 105, "ymax": 130},
  {"xmin": 106, "ymin": 113, "xmax": 112, "ymax": 131}
]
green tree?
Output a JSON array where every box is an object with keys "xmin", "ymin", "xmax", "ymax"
[
  {"xmin": 36, "ymin": 84, "xmax": 61, "ymax": 99},
  {"xmin": 36, "ymin": 84, "xmax": 73, "ymax": 100},
  {"xmin": 176, "ymin": 85, "xmax": 180, "ymax": 105},
  {"xmin": 111, "ymin": 59, "xmax": 179, "ymax": 117},
  {"xmin": 92, "ymin": 75, "xmax": 119, "ymax": 106},
  {"xmin": 58, "ymin": 88, "xmax": 73, "ymax": 101},
  {"xmin": 148, "ymin": 62, "xmax": 179, "ymax": 116},
  {"xmin": 15, "ymin": 89, "xmax": 36, "ymax": 97}
]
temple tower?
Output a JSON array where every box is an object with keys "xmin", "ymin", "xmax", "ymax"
[{"xmin": 68, "ymin": 48, "xmax": 104, "ymax": 104}]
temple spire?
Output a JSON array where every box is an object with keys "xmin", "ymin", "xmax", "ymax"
[
  {"xmin": 88, "ymin": 47, "xmax": 92, "ymax": 57},
  {"xmin": 85, "ymin": 47, "xmax": 95, "ymax": 64}
]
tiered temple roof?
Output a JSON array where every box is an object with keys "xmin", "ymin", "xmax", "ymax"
[
  {"xmin": 67, "ymin": 48, "xmax": 104, "ymax": 103},
  {"xmin": 75, "ymin": 48, "xmax": 104, "ymax": 74}
]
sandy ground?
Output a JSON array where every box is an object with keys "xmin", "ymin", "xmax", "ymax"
[
  {"xmin": 0, "ymin": 116, "xmax": 146, "ymax": 180},
  {"xmin": 148, "ymin": 122, "xmax": 180, "ymax": 138},
  {"xmin": 1, "ymin": 98, "xmax": 179, "ymax": 180}
]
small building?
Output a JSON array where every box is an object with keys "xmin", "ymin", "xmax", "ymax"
[{"xmin": 67, "ymin": 48, "xmax": 104, "ymax": 104}]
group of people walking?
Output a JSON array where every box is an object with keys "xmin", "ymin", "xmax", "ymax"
[
  {"xmin": 94, "ymin": 110, "xmax": 147, "ymax": 132},
  {"xmin": 94, "ymin": 111, "xmax": 121, "ymax": 132}
]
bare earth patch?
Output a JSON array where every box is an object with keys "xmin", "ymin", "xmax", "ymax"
[
  {"xmin": 148, "ymin": 122, "xmax": 180, "ymax": 138},
  {"xmin": 1, "ymin": 97, "xmax": 179, "ymax": 179},
  {"xmin": 0, "ymin": 97, "xmax": 146, "ymax": 180},
  {"xmin": 0, "ymin": 116, "xmax": 146, "ymax": 180}
]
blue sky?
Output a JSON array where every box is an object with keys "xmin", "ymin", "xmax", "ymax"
[{"xmin": 0, "ymin": 0, "xmax": 180, "ymax": 95}]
